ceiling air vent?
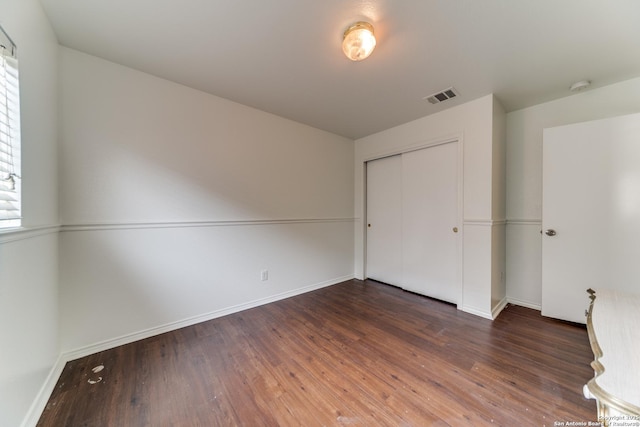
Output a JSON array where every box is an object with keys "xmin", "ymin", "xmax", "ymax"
[{"xmin": 423, "ymin": 87, "xmax": 459, "ymax": 105}]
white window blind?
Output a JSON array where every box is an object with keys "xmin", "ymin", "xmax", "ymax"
[{"xmin": 0, "ymin": 25, "xmax": 20, "ymax": 228}]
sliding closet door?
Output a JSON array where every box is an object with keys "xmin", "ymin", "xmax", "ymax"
[
  {"xmin": 366, "ymin": 155, "xmax": 403, "ymax": 285},
  {"xmin": 366, "ymin": 142, "xmax": 460, "ymax": 303},
  {"xmin": 402, "ymin": 142, "xmax": 459, "ymax": 303}
]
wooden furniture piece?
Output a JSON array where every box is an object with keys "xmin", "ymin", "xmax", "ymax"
[{"xmin": 584, "ymin": 288, "xmax": 640, "ymax": 426}]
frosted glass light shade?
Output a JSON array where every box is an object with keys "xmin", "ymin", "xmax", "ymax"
[{"xmin": 342, "ymin": 22, "xmax": 376, "ymax": 61}]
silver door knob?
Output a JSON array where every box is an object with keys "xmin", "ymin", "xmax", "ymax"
[{"xmin": 545, "ymin": 229, "xmax": 557, "ymax": 236}]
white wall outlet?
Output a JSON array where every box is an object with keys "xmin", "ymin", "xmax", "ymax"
[{"xmin": 261, "ymin": 269, "xmax": 268, "ymax": 281}]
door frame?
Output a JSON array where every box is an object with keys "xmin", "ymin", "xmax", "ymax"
[{"xmin": 363, "ymin": 135, "xmax": 464, "ymax": 306}]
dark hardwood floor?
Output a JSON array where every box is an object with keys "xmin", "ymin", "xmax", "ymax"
[{"xmin": 38, "ymin": 280, "xmax": 597, "ymax": 426}]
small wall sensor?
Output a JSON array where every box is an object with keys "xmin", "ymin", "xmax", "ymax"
[{"xmin": 569, "ymin": 80, "xmax": 591, "ymax": 92}]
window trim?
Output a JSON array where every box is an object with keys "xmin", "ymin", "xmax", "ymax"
[{"xmin": 0, "ymin": 24, "xmax": 21, "ymax": 229}]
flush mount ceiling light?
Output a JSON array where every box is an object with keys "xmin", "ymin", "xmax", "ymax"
[{"xmin": 342, "ymin": 21, "xmax": 376, "ymax": 61}]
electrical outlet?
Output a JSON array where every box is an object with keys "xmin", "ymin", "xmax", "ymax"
[{"xmin": 261, "ymin": 270, "xmax": 268, "ymax": 281}]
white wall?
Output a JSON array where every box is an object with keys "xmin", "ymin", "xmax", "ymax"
[
  {"xmin": 0, "ymin": 1, "xmax": 60, "ymax": 426},
  {"xmin": 354, "ymin": 94, "xmax": 506, "ymax": 318},
  {"xmin": 491, "ymin": 99, "xmax": 507, "ymax": 311},
  {"xmin": 506, "ymin": 76, "xmax": 640, "ymax": 308},
  {"xmin": 58, "ymin": 47, "xmax": 355, "ymax": 354}
]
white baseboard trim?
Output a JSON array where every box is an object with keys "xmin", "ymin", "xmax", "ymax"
[
  {"xmin": 461, "ymin": 305, "xmax": 493, "ymax": 320},
  {"xmin": 491, "ymin": 297, "xmax": 508, "ymax": 319},
  {"xmin": 20, "ymin": 355, "xmax": 67, "ymax": 427},
  {"xmin": 62, "ymin": 274, "xmax": 354, "ymax": 362},
  {"xmin": 507, "ymin": 297, "xmax": 542, "ymax": 311}
]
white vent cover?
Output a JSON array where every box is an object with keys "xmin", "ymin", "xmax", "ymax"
[{"xmin": 423, "ymin": 87, "xmax": 459, "ymax": 104}]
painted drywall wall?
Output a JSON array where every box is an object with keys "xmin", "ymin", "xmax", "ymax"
[
  {"xmin": 354, "ymin": 94, "xmax": 506, "ymax": 318},
  {"xmin": 0, "ymin": 1, "xmax": 59, "ymax": 426},
  {"xmin": 58, "ymin": 47, "xmax": 354, "ymax": 354},
  {"xmin": 0, "ymin": 232, "xmax": 59, "ymax": 427},
  {"xmin": 506, "ymin": 76, "xmax": 640, "ymax": 308},
  {"xmin": 491, "ymin": 99, "xmax": 507, "ymax": 311}
]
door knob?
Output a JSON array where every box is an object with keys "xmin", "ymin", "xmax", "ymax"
[
  {"xmin": 545, "ymin": 229, "xmax": 557, "ymax": 236},
  {"xmin": 452, "ymin": 227, "xmax": 458, "ymax": 233},
  {"xmin": 368, "ymin": 224, "xmax": 371, "ymax": 228}
]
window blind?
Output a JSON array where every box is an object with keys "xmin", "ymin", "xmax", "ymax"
[{"xmin": 0, "ymin": 26, "xmax": 20, "ymax": 227}]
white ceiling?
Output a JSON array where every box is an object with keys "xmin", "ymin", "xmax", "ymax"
[{"xmin": 39, "ymin": 0, "xmax": 640, "ymax": 139}]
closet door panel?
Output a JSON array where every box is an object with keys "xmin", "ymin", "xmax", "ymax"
[
  {"xmin": 402, "ymin": 143, "xmax": 459, "ymax": 303},
  {"xmin": 365, "ymin": 155, "xmax": 403, "ymax": 285}
]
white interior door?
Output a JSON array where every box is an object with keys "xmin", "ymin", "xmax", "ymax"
[
  {"xmin": 366, "ymin": 155, "xmax": 402, "ymax": 285},
  {"xmin": 542, "ymin": 113, "xmax": 640, "ymax": 323},
  {"xmin": 402, "ymin": 143, "xmax": 459, "ymax": 303}
]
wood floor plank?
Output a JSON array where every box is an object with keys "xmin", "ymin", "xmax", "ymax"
[{"xmin": 38, "ymin": 280, "xmax": 597, "ymax": 426}]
